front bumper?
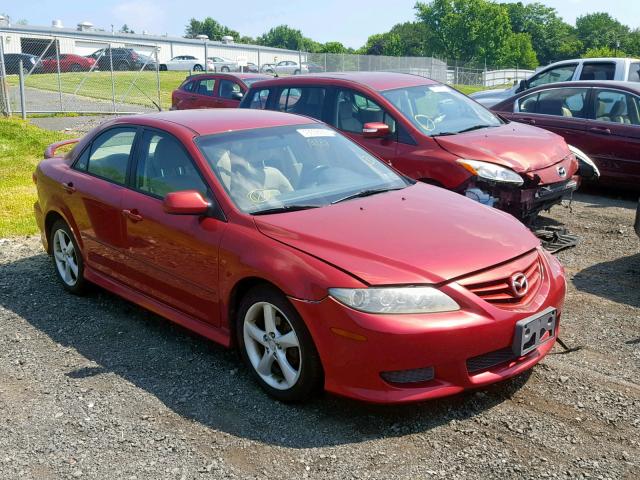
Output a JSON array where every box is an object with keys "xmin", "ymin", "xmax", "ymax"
[{"xmin": 291, "ymin": 249, "xmax": 566, "ymax": 404}]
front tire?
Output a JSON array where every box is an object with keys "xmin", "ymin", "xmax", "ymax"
[
  {"xmin": 193, "ymin": 64, "xmax": 203, "ymax": 71},
  {"xmin": 221, "ymin": 66, "xmax": 230, "ymax": 72},
  {"xmin": 159, "ymin": 64, "xmax": 167, "ymax": 71},
  {"xmin": 70, "ymin": 63, "xmax": 82, "ymax": 72},
  {"xmin": 50, "ymin": 220, "xmax": 87, "ymax": 295},
  {"xmin": 237, "ymin": 285, "xmax": 323, "ymax": 402}
]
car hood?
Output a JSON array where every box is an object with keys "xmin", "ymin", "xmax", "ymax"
[
  {"xmin": 434, "ymin": 123, "xmax": 569, "ymax": 173},
  {"xmin": 254, "ymin": 184, "xmax": 539, "ymax": 286},
  {"xmin": 470, "ymin": 87, "xmax": 509, "ymax": 98}
]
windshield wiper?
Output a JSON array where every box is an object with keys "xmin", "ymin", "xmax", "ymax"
[
  {"xmin": 251, "ymin": 204, "xmax": 320, "ymax": 215},
  {"xmin": 455, "ymin": 124, "xmax": 495, "ymax": 134},
  {"xmin": 331, "ymin": 186, "xmax": 405, "ymax": 205}
]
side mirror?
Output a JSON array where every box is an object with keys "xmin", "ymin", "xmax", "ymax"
[
  {"xmin": 362, "ymin": 122, "xmax": 390, "ymax": 138},
  {"xmin": 163, "ymin": 190, "xmax": 210, "ymax": 215},
  {"xmin": 516, "ymin": 79, "xmax": 528, "ymax": 93},
  {"xmin": 231, "ymin": 91, "xmax": 244, "ymax": 100}
]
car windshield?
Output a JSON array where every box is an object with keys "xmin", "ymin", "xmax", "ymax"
[
  {"xmin": 196, "ymin": 124, "xmax": 409, "ymax": 214},
  {"xmin": 382, "ymin": 85, "xmax": 502, "ymax": 136}
]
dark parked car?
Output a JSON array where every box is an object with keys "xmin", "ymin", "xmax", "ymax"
[
  {"xmin": 240, "ymin": 72, "xmax": 579, "ymax": 223},
  {"xmin": 171, "ymin": 73, "xmax": 271, "ymax": 110},
  {"xmin": 2, "ymin": 53, "xmax": 40, "ymax": 74},
  {"xmin": 87, "ymin": 48, "xmax": 156, "ymax": 71},
  {"xmin": 492, "ymin": 81, "xmax": 640, "ymax": 188}
]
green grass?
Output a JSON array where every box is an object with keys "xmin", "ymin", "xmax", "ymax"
[
  {"xmin": 0, "ymin": 118, "xmax": 74, "ymax": 237},
  {"xmin": 7, "ymin": 71, "xmax": 189, "ymax": 110}
]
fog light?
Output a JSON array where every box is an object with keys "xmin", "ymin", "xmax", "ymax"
[{"xmin": 380, "ymin": 366, "xmax": 435, "ymax": 385}]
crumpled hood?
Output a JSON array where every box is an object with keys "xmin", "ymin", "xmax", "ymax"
[
  {"xmin": 434, "ymin": 122, "xmax": 570, "ymax": 173},
  {"xmin": 254, "ymin": 184, "xmax": 539, "ymax": 286}
]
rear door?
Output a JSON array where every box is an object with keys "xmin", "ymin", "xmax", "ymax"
[
  {"xmin": 191, "ymin": 77, "xmax": 218, "ymax": 108},
  {"xmin": 120, "ymin": 128, "xmax": 225, "ymax": 324},
  {"xmin": 510, "ymin": 87, "xmax": 590, "ymax": 148},
  {"xmin": 584, "ymin": 88, "xmax": 640, "ymax": 185},
  {"xmin": 577, "ymin": 61, "xmax": 616, "ymax": 81},
  {"xmin": 62, "ymin": 126, "xmax": 139, "ymax": 281}
]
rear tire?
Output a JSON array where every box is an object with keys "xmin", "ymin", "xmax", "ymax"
[
  {"xmin": 116, "ymin": 62, "xmax": 128, "ymax": 71},
  {"xmin": 70, "ymin": 63, "xmax": 82, "ymax": 72},
  {"xmin": 236, "ymin": 285, "xmax": 323, "ymax": 403},
  {"xmin": 159, "ymin": 64, "xmax": 167, "ymax": 71},
  {"xmin": 293, "ymin": 69, "xmax": 300, "ymax": 75},
  {"xmin": 50, "ymin": 219, "xmax": 87, "ymax": 295},
  {"xmin": 221, "ymin": 66, "xmax": 230, "ymax": 72}
]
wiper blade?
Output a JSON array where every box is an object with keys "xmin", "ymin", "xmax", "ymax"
[
  {"xmin": 331, "ymin": 187, "xmax": 404, "ymax": 204},
  {"xmin": 431, "ymin": 131, "xmax": 457, "ymax": 136},
  {"xmin": 455, "ymin": 124, "xmax": 495, "ymax": 134},
  {"xmin": 251, "ymin": 204, "xmax": 319, "ymax": 215}
]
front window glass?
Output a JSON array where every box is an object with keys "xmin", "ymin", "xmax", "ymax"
[
  {"xmin": 594, "ymin": 89, "xmax": 640, "ymax": 125},
  {"xmin": 247, "ymin": 89, "xmax": 270, "ymax": 109},
  {"xmin": 528, "ymin": 64, "xmax": 577, "ymax": 88},
  {"xmin": 195, "ymin": 79, "xmax": 215, "ymax": 96},
  {"xmin": 135, "ymin": 131, "xmax": 208, "ymax": 198},
  {"xmin": 196, "ymin": 125, "xmax": 408, "ymax": 214},
  {"xmin": 219, "ymin": 79, "xmax": 241, "ymax": 99},
  {"xmin": 278, "ymin": 87, "xmax": 326, "ymax": 117},
  {"xmin": 335, "ymin": 89, "xmax": 396, "ymax": 134},
  {"xmin": 382, "ymin": 85, "xmax": 500, "ymax": 136}
]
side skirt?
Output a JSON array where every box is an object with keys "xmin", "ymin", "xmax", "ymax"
[{"xmin": 84, "ymin": 266, "xmax": 232, "ymax": 348}]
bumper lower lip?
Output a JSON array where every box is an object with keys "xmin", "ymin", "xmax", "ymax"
[{"xmin": 289, "ymin": 253, "xmax": 566, "ymax": 404}]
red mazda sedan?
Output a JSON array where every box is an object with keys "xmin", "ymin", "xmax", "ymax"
[
  {"xmin": 39, "ymin": 54, "xmax": 96, "ymax": 73},
  {"xmin": 34, "ymin": 109, "xmax": 566, "ymax": 403},
  {"xmin": 171, "ymin": 72, "xmax": 271, "ymax": 110},
  {"xmin": 240, "ymin": 72, "xmax": 580, "ymax": 223}
]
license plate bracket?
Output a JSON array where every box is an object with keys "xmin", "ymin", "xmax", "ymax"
[{"xmin": 512, "ymin": 307, "xmax": 557, "ymax": 357}]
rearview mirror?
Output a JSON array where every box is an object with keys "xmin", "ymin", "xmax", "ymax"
[
  {"xmin": 231, "ymin": 91, "xmax": 244, "ymax": 100},
  {"xmin": 163, "ymin": 190, "xmax": 210, "ymax": 215},
  {"xmin": 362, "ymin": 122, "xmax": 390, "ymax": 138}
]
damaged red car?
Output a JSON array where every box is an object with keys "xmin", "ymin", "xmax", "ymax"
[
  {"xmin": 240, "ymin": 72, "xmax": 579, "ymax": 223},
  {"xmin": 34, "ymin": 109, "xmax": 566, "ymax": 403}
]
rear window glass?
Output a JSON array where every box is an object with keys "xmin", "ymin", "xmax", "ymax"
[
  {"xmin": 629, "ymin": 62, "xmax": 640, "ymax": 82},
  {"xmin": 580, "ymin": 62, "xmax": 616, "ymax": 81}
]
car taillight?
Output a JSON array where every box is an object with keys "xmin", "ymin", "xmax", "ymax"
[{"xmin": 131, "ymin": 51, "xmax": 139, "ymax": 60}]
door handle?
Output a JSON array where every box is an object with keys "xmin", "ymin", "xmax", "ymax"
[
  {"xmin": 61, "ymin": 181, "xmax": 76, "ymax": 193},
  {"xmin": 122, "ymin": 209, "xmax": 143, "ymax": 222},
  {"xmin": 589, "ymin": 126, "xmax": 611, "ymax": 135}
]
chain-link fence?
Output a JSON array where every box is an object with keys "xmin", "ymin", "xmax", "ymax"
[{"xmin": 0, "ymin": 27, "xmax": 534, "ymax": 117}]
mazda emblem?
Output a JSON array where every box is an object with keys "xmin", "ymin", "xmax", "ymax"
[
  {"xmin": 557, "ymin": 166, "xmax": 567, "ymax": 178},
  {"xmin": 510, "ymin": 272, "xmax": 529, "ymax": 298}
]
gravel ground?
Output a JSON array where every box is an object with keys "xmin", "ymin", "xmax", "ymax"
[{"xmin": 0, "ymin": 192, "xmax": 638, "ymax": 480}]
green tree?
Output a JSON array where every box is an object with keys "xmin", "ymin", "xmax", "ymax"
[
  {"xmin": 583, "ymin": 46, "xmax": 626, "ymax": 58},
  {"xmin": 575, "ymin": 12, "xmax": 628, "ymax": 51},
  {"xmin": 361, "ymin": 32, "xmax": 404, "ymax": 56},
  {"xmin": 119, "ymin": 24, "xmax": 135, "ymax": 34},
  {"xmin": 415, "ymin": 0, "xmax": 512, "ymax": 66},
  {"xmin": 320, "ymin": 41, "xmax": 349, "ymax": 54},
  {"xmin": 499, "ymin": 32, "xmax": 538, "ymax": 68},
  {"xmin": 623, "ymin": 30, "xmax": 640, "ymax": 57},
  {"xmin": 388, "ymin": 21, "xmax": 432, "ymax": 56},
  {"xmin": 502, "ymin": 2, "xmax": 581, "ymax": 64},
  {"xmin": 185, "ymin": 17, "xmax": 240, "ymax": 42},
  {"xmin": 256, "ymin": 25, "xmax": 320, "ymax": 52}
]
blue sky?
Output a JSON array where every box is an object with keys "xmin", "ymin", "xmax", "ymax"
[{"xmin": 2, "ymin": 0, "xmax": 639, "ymax": 49}]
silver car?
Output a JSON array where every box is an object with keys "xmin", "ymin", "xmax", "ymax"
[
  {"xmin": 208, "ymin": 56, "xmax": 239, "ymax": 72},
  {"xmin": 273, "ymin": 60, "xmax": 307, "ymax": 75}
]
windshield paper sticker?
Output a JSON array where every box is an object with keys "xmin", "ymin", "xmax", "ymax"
[
  {"xmin": 297, "ymin": 128, "xmax": 336, "ymax": 138},
  {"xmin": 429, "ymin": 86, "xmax": 450, "ymax": 93}
]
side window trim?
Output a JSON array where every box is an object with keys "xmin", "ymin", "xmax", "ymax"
[
  {"xmin": 515, "ymin": 87, "xmax": 591, "ymax": 118},
  {"xmin": 71, "ymin": 125, "xmax": 141, "ymax": 186}
]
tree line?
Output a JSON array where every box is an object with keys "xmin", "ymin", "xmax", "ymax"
[{"xmin": 185, "ymin": 0, "xmax": 640, "ymax": 69}]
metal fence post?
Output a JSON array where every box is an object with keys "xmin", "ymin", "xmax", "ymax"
[
  {"xmin": 18, "ymin": 60, "xmax": 26, "ymax": 120},
  {"xmin": 155, "ymin": 44, "xmax": 161, "ymax": 110},
  {"xmin": 204, "ymin": 41, "xmax": 209, "ymax": 71},
  {"xmin": 298, "ymin": 50, "xmax": 302, "ymax": 70},
  {"xmin": 0, "ymin": 33, "xmax": 10, "ymax": 116},
  {"xmin": 109, "ymin": 44, "xmax": 116, "ymax": 113},
  {"xmin": 55, "ymin": 37, "xmax": 63, "ymax": 112}
]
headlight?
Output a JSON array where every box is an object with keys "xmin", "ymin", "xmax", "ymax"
[
  {"xmin": 457, "ymin": 159, "xmax": 523, "ymax": 186},
  {"xmin": 328, "ymin": 287, "xmax": 460, "ymax": 314}
]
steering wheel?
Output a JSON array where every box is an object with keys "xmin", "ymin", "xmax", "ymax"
[
  {"xmin": 414, "ymin": 114, "xmax": 436, "ymax": 132},
  {"xmin": 300, "ymin": 164, "xmax": 331, "ymax": 187}
]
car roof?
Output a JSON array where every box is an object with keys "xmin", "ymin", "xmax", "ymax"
[
  {"xmin": 521, "ymin": 80, "xmax": 640, "ymax": 95},
  {"xmin": 185, "ymin": 72, "xmax": 271, "ymax": 82},
  {"xmin": 248, "ymin": 71, "xmax": 438, "ymax": 91},
  {"xmin": 113, "ymin": 109, "xmax": 319, "ymax": 136}
]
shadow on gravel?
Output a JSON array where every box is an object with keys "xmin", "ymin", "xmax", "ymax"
[
  {"xmin": 573, "ymin": 253, "xmax": 640, "ymax": 309},
  {"xmin": 0, "ymin": 253, "xmax": 531, "ymax": 449}
]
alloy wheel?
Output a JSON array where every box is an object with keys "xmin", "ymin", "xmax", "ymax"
[
  {"xmin": 243, "ymin": 302, "xmax": 302, "ymax": 390},
  {"xmin": 53, "ymin": 229, "xmax": 79, "ymax": 287}
]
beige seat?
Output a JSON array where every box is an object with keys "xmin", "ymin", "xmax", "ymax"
[
  {"xmin": 596, "ymin": 100, "xmax": 611, "ymax": 122},
  {"xmin": 609, "ymin": 100, "xmax": 630, "ymax": 124}
]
